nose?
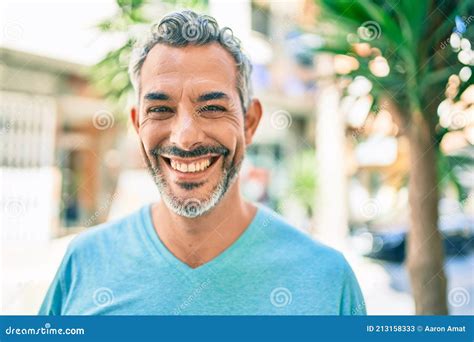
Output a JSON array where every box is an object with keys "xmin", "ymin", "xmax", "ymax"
[{"xmin": 169, "ymin": 110, "xmax": 206, "ymax": 151}]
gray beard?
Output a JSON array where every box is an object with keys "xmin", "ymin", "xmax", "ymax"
[{"xmin": 148, "ymin": 157, "xmax": 242, "ymax": 218}]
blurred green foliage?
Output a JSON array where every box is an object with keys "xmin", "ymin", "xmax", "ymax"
[
  {"xmin": 314, "ymin": 0, "xmax": 474, "ymax": 204},
  {"xmin": 288, "ymin": 149, "xmax": 317, "ymax": 217},
  {"xmin": 89, "ymin": 0, "xmax": 207, "ymax": 119}
]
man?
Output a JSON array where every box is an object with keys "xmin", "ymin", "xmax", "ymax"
[{"xmin": 39, "ymin": 10, "xmax": 366, "ymax": 315}]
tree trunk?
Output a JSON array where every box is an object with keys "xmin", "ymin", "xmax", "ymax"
[{"xmin": 406, "ymin": 114, "xmax": 448, "ymax": 314}]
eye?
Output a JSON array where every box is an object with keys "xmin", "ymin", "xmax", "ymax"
[
  {"xmin": 198, "ymin": 105, "xmax": 227, "ymax": 113},
  {"xmin": 147, "ymin": 106, "xmax": 174, "ymax": 119},
  {"xmin": 148, "ymin": 106, "xmax": 173, "ymax": 113}
]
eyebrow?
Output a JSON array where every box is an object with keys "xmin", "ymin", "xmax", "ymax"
[
  {"xmin": 143, "ymin": 92, "xmax": 170, "ymax": 101},
  {"xmin": 196, "ymin": 92, "xmax": 230, "ymax": 102}
]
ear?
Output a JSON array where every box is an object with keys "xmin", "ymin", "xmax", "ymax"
[
  {"xmin": 244, "ymin": 99, "xmax": 263, "ymax": 146},
  {"xmin": 130, "ymin": 106, "xmax": 140, "ymax": 134}
]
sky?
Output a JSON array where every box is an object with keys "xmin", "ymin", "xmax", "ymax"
[
  {"xmin": 0, "ymin": 0, "xmax": 271, "ymax": 66},
  {"xmin": 0, "ymin": 0, "xmax": 123, "ymax": 65}
]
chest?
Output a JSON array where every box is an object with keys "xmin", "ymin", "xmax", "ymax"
[{"xmin": 63, "ymin": 263, "xmax": 343, "ymax": 315}]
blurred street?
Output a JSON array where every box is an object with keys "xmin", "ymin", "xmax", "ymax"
[{"xmin": 1, "ymin": 0, "xmax": 473, "ymax": 316}]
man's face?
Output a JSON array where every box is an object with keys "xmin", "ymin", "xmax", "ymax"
[{"xmin": 132, "ymin": 43, "xmax": 255, "ymax": 218}]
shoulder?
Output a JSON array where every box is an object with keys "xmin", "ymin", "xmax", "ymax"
[
  {"xmin": 66, "ymin": 205, "xmax": 150, "ymax": 258},
  {"xmin": 255, "ymin": 205, "xmax": 350, "ymax": 273}
]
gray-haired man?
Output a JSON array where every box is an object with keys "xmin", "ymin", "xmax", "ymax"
[{"xmin": 39, "ymin": 10, "xmax": 365, "ymax": 315}]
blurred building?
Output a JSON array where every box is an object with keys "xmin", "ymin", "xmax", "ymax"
[
  {"xmin": 213, "ymin": 0, "xmax": 474, "ymax": 243},
  {"xmin": 210, "ymin": 0, "xmax": 320, "ymax": 218},
  {"xmin": 0, "ymin": 47, "xmax": 118, "ymax": 242},
  {"xmin": 2, "ymin": 0, "xmax": 472, "ymax": 316}
]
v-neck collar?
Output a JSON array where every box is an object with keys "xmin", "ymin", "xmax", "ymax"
[{"xmin": 139, "ymin": 203, "xmax": 263, "ymax": 277}]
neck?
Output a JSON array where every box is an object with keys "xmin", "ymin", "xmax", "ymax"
[{"xmin": 151, "ymin": 179, "xmax": 257, "ymax": 268}]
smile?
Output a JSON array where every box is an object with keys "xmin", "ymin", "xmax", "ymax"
[
  {"xmin": 161, "ymin": 154, "xmax": 221, "ymax": 175},
  {"xmin": 171, "ymin": 157, "xmax": 210, "ymax": 173}
]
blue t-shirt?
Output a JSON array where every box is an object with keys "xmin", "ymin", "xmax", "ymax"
[{"xmin": 39, "ymin": 204, "xmax": 366, "ymax": 315}]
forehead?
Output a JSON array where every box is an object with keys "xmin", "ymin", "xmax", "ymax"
[{"xmin": 140, "ymin": 43, "xmax": 238, "ymax": 97}]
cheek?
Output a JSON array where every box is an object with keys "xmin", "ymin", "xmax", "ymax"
[
  {"xmin": 228, "ymin": 118, "xmax": 246, "ymax": 158},
  {"xmin": 138, "ymin": 122, "xmax": 169, "ymax": 155},
  {"xmin": 206, "ymin": 123, "xmax": 245, "ymax": 162},
  {"xmin": 233, "ymin": 134, "xmax": 246, "ymax": 164}
]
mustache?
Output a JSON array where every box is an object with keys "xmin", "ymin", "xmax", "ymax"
[{"xmin": 151, "ymin": 145, "xmax": 230, "ymax": 159}]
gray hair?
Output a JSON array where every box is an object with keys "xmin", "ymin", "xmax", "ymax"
[{"xmin": 129, "ymin": 10, "xmax": 253, "ymax": 112}]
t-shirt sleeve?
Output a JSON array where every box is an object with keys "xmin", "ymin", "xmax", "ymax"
[
  {"xmin": 38, "ymin": 247, "xmax": 74, "ymax": 315},
  {"xmin": 339, "ymin": 260, "xmax": 366, "ymax": 315}
]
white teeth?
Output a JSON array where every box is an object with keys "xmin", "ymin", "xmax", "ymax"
[{"xmin": 168, "ymin": 157, "xmax": 213, "ymax": 173}]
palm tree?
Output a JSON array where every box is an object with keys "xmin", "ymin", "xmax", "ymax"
[{"xmin": 314, "ymin": 0, "xmax": 473, "ymax": 314}]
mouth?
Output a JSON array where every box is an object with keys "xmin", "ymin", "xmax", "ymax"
[{"xmin": 159, "ymin": 154, "xmax": 222, "ymax": 181}]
